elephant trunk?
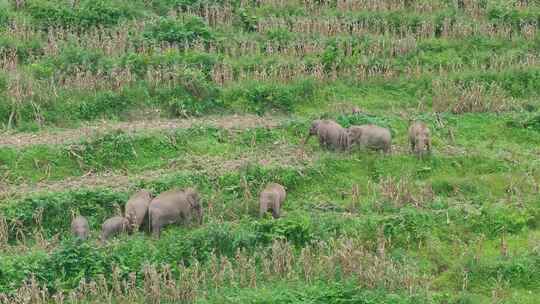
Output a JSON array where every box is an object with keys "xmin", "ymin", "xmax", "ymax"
[{"xmin": 197, "ymin": 209, "xmax": 203, "ymax": 225}]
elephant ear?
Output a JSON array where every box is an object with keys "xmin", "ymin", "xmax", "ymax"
[{"xmin": 186, "ymin": 189, "xmax": 200, "ymax": 209}]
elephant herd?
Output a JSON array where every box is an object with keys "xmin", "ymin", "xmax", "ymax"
[
  {"xmin": 71, "ymin": 183, "xmax": 286, "ymax": 241},
  {"xmin": 305, "ymin": 119, "xmax": 431, "ymax": 157},
  {"xmin": 70, "ymin": 118, "xmax": 430, "ymax": 242}
]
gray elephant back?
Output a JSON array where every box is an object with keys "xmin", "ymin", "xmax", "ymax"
[
  {"xmin": 125, "ymin": 190, "xmax": 153, "ymax": 228},
  {"xmin": 318, "ymin": 120, "xmax": 349, "ymax": 150},
  {"xmin": 101, "ymin": 216, "xmax": 128, "ymax": 241},
  {"xmin": 262, "ymin": 183, "xmax": 286, "ymax": 204},
  {"xmin": 409, "ymin": 121, "xmax": 430, "ymax": 155},
  {"xmin": 350, "ymin": 124, "xmax": 391, "ymax": 152},
  {"xmin": 71, "ymin": 216, "xmax": 89, "ymax": 240}
]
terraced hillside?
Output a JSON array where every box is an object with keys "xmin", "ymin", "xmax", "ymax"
[{"xmin": 0, "ymin": 0, "xmax": 539, "ymax": 303}]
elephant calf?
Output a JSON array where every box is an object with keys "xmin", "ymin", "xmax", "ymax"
[
  {"xmin": 101, "ymin": 216, "xmax": 129, "ymax": 242},
  {"xmin": 408, "ymin": 121, "xmax": 431, "ymax": 157},
  {"xmin": 149, "ymin": 188, "xmax": 203, "ymax": 237},
  {"xmin": 305, "ymin": 119, "xmax": 350, "ymax": 151},
  {"xmin": 71, "ymin": 216, "xmax": 89, "ymax": 240},
  {"xmin": 260, "ymin": 183, "xmax": 286, "ymax": 219},
  {"xmin": 125, "ymin": 189, "xmax": 152, "ymax": 232},
  {"xmin": 348, "ymin": 124, "xmax": 392, "ymax": 153}
]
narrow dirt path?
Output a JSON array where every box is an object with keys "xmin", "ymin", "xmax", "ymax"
[
  {"xmin": 0, "ymin": 114, "xmax": 282, "ymax": 148},
  {"xmin": 0, "ymin": 144, "xmax": 313, "ymax": 200}
]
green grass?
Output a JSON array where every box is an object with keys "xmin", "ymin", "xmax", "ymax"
[{"xmin": 0, "ymin": 0, "xmax": 539, "ymax": 302}]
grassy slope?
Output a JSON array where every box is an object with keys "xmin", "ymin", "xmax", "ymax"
[{"xmin": 1, "ymin": 0, "xmax": 540, "ymax": 303}]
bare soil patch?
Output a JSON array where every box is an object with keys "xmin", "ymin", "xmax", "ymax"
[{"xmin": 0, "ymin": 114, "xmax": 281, "ymax": 148}]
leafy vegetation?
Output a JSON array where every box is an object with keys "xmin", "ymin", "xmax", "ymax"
[{"xmin": 0, "ymin": 0, "xmax": 539, "ymax": 303}]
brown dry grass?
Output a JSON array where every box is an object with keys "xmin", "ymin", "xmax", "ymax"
[{"xmin": 0, "ymin": 238, "xmax": 431, "ymax": 304}]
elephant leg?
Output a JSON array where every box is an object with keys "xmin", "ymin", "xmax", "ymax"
[
  {"xmin": 410, "ymin": 141, "xmax": 415, "ymax": 153},
  {"xmin": 151, "ymin": 221, "xmax": 161, "ymax": 238},
  {"xmin": 318, "ymin": 137, "xmax": 326, "ymax": 148},
  {"xmin": 187, "ymin": 212, "xmax": 194, "ymax": 225},
  {"xmin": 272, "ymin": 204, "xmax": 280, "ymax": 219},
  {"xmin": 260, "ymin": 201, "xmax": 268, "ymax": 218}
]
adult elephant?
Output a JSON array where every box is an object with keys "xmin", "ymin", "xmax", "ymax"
[{"xmin": 148, "ymin": 188, "xmax": 203, "ymax": 237}]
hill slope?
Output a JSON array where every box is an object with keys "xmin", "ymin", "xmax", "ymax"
[{"xmin": 0, "ymin": 0, "xmax": 539, "ymax": 303}]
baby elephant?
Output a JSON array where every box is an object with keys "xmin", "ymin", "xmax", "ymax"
[
  {"xmin": 149, "ymin": 188, "xmax": 203, "ymax": 237},
  {"xmin": 408, "ymin": 121, "xmax": 431, "ymax": 157},
  {"xmin": 101, "ymin": 216, "xmax": 129, "ymax": 242},
  {"xmin": 348, "ymin": 124, "xmax": 392, "ymax": 153},
  {"xmin": 260, "ymin": 183, "xmax": 287, "ymax": 219},
  {"xmin": 305, "ymin": 119, "xmax": 350, "ymax": 151},
  {"xmin": 71, "ymin": 216, "xmax": 90, "ymax": 240},
  {"xmin": 125, "ymin": 189, "xmax": 152, "ymax": 232}
]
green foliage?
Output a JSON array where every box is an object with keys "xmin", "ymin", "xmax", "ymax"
[
  {"xmin": 336, "ymin": 112, "xmax": 393, "ymax": 130},
  {"xmin": 487, "ymin": 4, "xmax": 540, "ymax": 29},
  {"xmin": 46, "ymin": 240, "xmax": 109, "ymax": 290},
  {"xmin": 144, "ymin": 16, "xmax": 214, "ymax": 45},
  {"xmin": 1, "ymin": 1, "xmax": 540, "ymax": 302},
  {"xmin": 26, "ymin": 0, "xmax": 140, "ymax": 28},
  {"xmin": 155, "ymin": 68, "xmax": 222, "ymax": 117},
  {"xmin": 265, "ymin": 27, "xmax": 293, "ymax": 44},
  {"xmin": 0, "ymin": 10, "xmax": 10, "ymax": 27},
  {"xmin": 0, "ymin": 190, "xmax": 127, "ymax": 239},
  {"xmin": 203, "ymin": 281, "xmax": 429, "ymax": 304},
  {"xmin": 226, "ymin": 79, "xmax": 316, "ymax": 114},
  {"xmin": 32, "ymin": 46, "xmax": 112, "ymax": 78},
  {"xmin": 0, "ymin": 251, "xmax": 48, "ymax": 294},
  {"xmin": 238, "ymin": 8, "xmax": 258, "ymax": 32}
]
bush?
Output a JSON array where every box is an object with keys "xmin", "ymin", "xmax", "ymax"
[
  {"xmin": 155, "ymin": 68, "xmax": 222, "ymax": 117},
  {"xmin": 0, "ymin": 190, "xmax": 127, "ymax": 239},
  {"xmin": 144, "ymin": 16, "xmax": 214, "ymax": 45},
  {"xmin": 226, "ymin": 79, "xmax": 316, "ymax": 114},
  {"xmin": 0, "ymin": 10, "xmax": 9, "ymax": 27},
  {"xmin": 45, "ymin": 240, "xmax": 109, "ymax": 290},
  {"xmin": 337, "ymin": 112, "xmax": 393, "ymax": 129},
  {"xmin": 33, "ymin": 46, "xmax": 112, "ymax": 78},
  {"xmin": 27, "ymin": 0, "xmax": 140, "ymax": 28},
  {"xmin": 77, "ymin": 89, "xmax": 140, "ymax": 120},
  {"xmin": 487, "ymin": 5, "xmax": 540, "ymax": 30}
]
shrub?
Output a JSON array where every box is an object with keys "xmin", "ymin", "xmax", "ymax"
[
  {"xmin": 0, "ymin": 251, "xmax": 49, "ymax": 294},
  {"xmin": 33, "ymin": 46, "xmax": 112, "ymax": 78},
  {"xmin": 45, "ymin": 240, "xmax": 109, "ymax": 290},
  {"xmin": 26, "ymin": 0, "xmax": 139, "ymax": 28},
  {"xmin": 487, "ymin": 5, "xmax": 540, "ymax": 30},
  {"xmin": 337, "ymin": 112, "xmax": 393, "ymax": 130},
  {"xmin": 265, "ymin": 27, "xmax": 293, "ymax": 44},
  {"xmin": 0, "ymin": 190, "xmax": 127, "ymax": 239},
  {"xmin": 238, "ymin": 8, "xmax": 258, "ymax": 32},
  {"xmin": 156, "ymin": 68, "xmax": 222, "ymax": 117},
  {"xmin": 226, "ymin": 79, "xmax": 316, "ymax": 114},
  {"xmin": 0, "ymin": 10, "xmax": 9, "ymax": 27},
  {"xmin": 77, "ymin": 89, "xmax": 139, "ymax": 120},
  {"xmin": 144, "ymin": 16, "xmax": 214, "ymax": 45}
]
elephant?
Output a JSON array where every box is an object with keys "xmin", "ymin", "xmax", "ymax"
[
  {"xmin": 348, "ymin": 124, "xmax": 392, "ymax": 153},
  {"xmin": 409, "ymin": 121, "xmax": 431, "ymax": 157},
  {"xmin": 125, "ymin": 189, "xmax": 152, "ymax": 232},
  {"xmin": 71, "ymin": 216, "xmax": 89, "ymax": 240},
  {"xmin": 148, "ymin": 188, "xmax": 202, "ymax": 237},
  {"xmin": 100, "ymin": 216, "xmax": 129, "ymax": 242},
  {"xmin": 305, "ymin": 119, "xmax": 350, "ymax": 151},
  {"xmin": 260, "ymin": 183, "xmax": 286, "ymax": 219}
]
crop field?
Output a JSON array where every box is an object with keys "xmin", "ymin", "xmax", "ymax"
[{"xmin": 0, "ymin": 0, "xmax": 539, "ymax": 303}]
